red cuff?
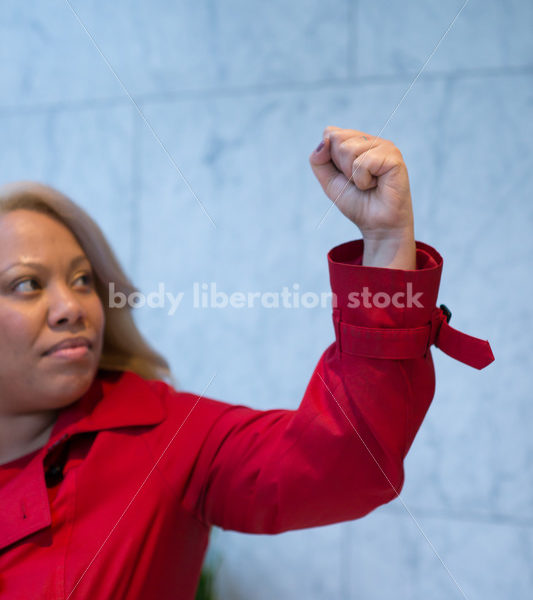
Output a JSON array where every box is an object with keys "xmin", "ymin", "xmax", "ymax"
[{"xmin": 327, "ymin": 239, "xmax": 495, "ymax": 370}]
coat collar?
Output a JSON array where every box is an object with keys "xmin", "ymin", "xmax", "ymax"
[
  {"xmin": 44, "ymin": 369, "xmax": 167, "ymax": 449},
  {"xmin": 0, "ymin": 369, "xmax": 167, "ymax": 552}
]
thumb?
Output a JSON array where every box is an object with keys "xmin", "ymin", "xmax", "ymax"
[{"xmin": 309, "ymin": 136, "xmax": 346, "ymax": 199}]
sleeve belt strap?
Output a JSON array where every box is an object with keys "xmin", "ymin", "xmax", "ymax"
[{"xmin": 334, "ymin": 305, "xmax": 495, "ymax": 370}]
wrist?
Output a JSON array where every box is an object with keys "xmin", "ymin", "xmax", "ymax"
[{"xmin": 362, "ymin": 229, "xmax": 416, "ymax": 270}]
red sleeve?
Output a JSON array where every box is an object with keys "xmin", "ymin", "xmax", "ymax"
[{"xmin": 179, "ymin": 238, "xmax": 493, "ymax": 534}]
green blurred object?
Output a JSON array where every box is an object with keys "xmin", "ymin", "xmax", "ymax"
[
  {"xmin": 195, "ymin": 564, "xmax": 216, "ymax": 600},
  {"xmin": 194, "ymin": 529, "xmax": 223, "ymax": 600}
]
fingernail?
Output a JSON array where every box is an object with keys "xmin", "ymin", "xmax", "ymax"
[{"xmin": 315, "ymin": 140, "xmax": 325, "ymax": 153}]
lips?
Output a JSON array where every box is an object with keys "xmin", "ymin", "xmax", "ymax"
[{"xmin": 44, "ymin": 336, "xmax": 92, "ymax": 356}]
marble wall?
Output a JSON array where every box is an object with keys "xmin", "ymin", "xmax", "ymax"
[{"xmin": 1, "ymin": 1, "xmax": 531, "ymax": 598}]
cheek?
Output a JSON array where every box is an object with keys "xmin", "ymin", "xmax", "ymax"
[
  {"xmin": 0, "ymin": 307, "xmax": 40, "ymax": 357},
  {"xmin": 89, "ymin": 296, "xmax": 106, "ymax": 338}
]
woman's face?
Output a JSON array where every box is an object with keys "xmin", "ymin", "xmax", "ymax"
[{"xmin": 0, "ymin": 209, "xmax": 105, "ymax": 415}]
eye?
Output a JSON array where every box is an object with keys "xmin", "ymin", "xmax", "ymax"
[
  {"xmin": 75, "ymin": 272, "xmax": 94, "ymax": 287},
  {"xmin": 11, "ymin": 272, "xmax": 94, "ymax": 294},
  {"xmin": 12, "ymin": 278, "xmax": 40, "ymax": 293}
]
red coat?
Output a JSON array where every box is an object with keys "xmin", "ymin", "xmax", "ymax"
[{"xmin": 0, "ymin": 239, "xmax": 494, "ymax": 599}]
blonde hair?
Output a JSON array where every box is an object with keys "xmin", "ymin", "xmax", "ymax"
[{"xmin": 0, "ymin": 181, "xmax": 178, "ymax": 389}]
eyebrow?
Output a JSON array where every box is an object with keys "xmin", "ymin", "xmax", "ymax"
[{"xmin": 0, "ymin": 255, "xmax": 90, "ymax": 275}]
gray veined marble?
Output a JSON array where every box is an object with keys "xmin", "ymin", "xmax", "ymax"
[{"xmin": 1, "ymin": 0, "xmax": 532, "ymax": 597}]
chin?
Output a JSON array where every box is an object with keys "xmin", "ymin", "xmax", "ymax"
[{"xmin": 48, "ymin": 366, "xmax": 98, "ymax": 399}]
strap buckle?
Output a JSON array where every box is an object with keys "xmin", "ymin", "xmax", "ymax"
[
  {"xmin": 439, "ymin": 303, "xmax": 452, "ymax": 324},
  {"xmin": 424, "ymin": 305, "xmax": 450, "ymax": 357}
]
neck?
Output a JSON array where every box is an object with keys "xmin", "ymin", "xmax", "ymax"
[{"xmin": 0, "ymin": 410, "xmax": 58, "ymax": 465}]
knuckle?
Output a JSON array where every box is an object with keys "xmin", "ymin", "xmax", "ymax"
[
  {"xmin": 379, "ymin": 145, "xmax": 401, "ymax": 162},
  {"xmin": 385, "ymin": 141, "xmax": 402, "ymax": 156},
  {"xmin": 338, "ymin": 139, "xmax": 351, "ymax": 151},
  {"xmin": 356, "ymin": 148, "xmax": 372, "ymax": 163},
  {"xmin": 390, "ymin": 149, "xmax": 405, "ymax": 166}
]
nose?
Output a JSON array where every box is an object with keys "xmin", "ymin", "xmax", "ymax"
[{"xmin": 46, "ymin": 282, "xmax": 88, "ymax": 327}]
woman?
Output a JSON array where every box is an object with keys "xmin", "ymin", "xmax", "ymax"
[{"xmin": 0, "ymin": 127, "xmax": 494, "ymax": 599}]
